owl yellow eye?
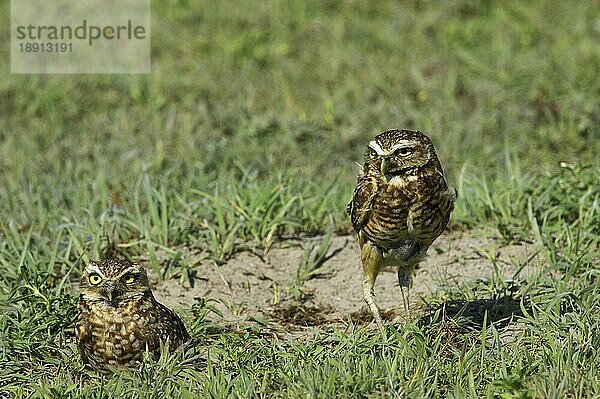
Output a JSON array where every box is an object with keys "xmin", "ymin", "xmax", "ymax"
[
  {"xmin": 89, "ymin": 274, "xmax": 102, "ymax": 285},
  {"xmin": 396, "ymin": 147, "xmax": 413, "ymax": 156},
  {"xmin": 121, "ymin": 274, "xmax": 135, "ymax": 284}
]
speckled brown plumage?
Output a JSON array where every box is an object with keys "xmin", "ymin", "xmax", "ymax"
[
  {"xmin": 75, "ymin": 258, "xmax": 190, "ymax": 371},
  {"xmin": 347, "ymin": 129, "xmax": 455, "ymax": 329}
]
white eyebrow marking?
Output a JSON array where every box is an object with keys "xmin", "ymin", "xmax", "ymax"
[
  {"xmin": 369, "ymin": 139, "xmax": 415, "ymax": 156},
  {"xmin": 85, "ymin": 264, "xmax": 104, "ymax": 277},
  {"xmin": 390, "ymin": 141, "xmax": 415, "ymax": 153},
  {"xmin": 118, "ymin": 266, "xmax": 138, "ymax": 277},
  {"xmin": 368, "ymin": 140, "xmax": 385, "ymax": 155}
]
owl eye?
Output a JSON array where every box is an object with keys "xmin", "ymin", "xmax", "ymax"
[
  {"xmin": 89, "ymin": 274, "xmax": 102, "ymax": 285},
  {"xmin": 395, "ymin": 147, "xmax": 413, "ymax": 156},
  {"xmin": 121, "ymin": 274, "xmax": 135, "ymax": 284},
  {"xmin": 368, "ymin": 149, "xmax": 377, "ymax": 157}
]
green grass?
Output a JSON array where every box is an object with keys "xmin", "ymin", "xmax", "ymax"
[{"xmin": 1, "ymin": 0, "xmax": 599, "ymax": 397}]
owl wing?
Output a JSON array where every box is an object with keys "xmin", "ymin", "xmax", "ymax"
[
  {"xmin": 147, "ymin": 302, "xmax": 190, "ymax": 353},
  {"xmin": 432, "ymin": 172, "xmax": 456, "ymax": 220},
  {"xmin": 158, "ymin": 303, "xmax": 191, "ymax": 343},
  {"xmin": 408, "ymin": 174, "xmax": 455, "ymax": 240},
  {"xmin": 346, "ymin": 175, "xmax": 379, "ymax": 232},
  {"xmin": 437, "ymin": 184, "xmax": 456, "ymax": 220},
  {"xmin": 75, "ymin": 302, "xmax": 94, "ymax": 364}
]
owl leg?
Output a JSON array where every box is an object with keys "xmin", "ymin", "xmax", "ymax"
[
  {"xmin": 397, "ymin": 268, "xmax": 412, "ymax": 317},
  {"xmin": 363, "ymin": 274, "xmax": 383, "ymax": 330},
  {"xmin": 360, "ymin": 240, "xmax": 384, "ymax": 331}
]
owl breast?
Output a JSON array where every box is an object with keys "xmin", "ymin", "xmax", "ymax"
[
  {"xmin": 76, "ymin": 294, "xmax": 188, "ymax": 370},
  {"xmin": 77, "ymin": 300, "xmax": 149, "ymax": 368},
  {"xmin": 362, "ymin": 184, "xmax": 412, "ymax": 249},
  {"xmin": 362, "ymin": 167, "xmax": 453, "ymax": 257}
]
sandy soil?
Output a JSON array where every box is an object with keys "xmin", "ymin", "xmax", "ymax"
[{"xmin": 151, "ymin": 229, "xmax": 542, "ymax": 329}]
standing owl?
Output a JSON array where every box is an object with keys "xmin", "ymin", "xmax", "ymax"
[
  {"xmin": 76, "ymin": 258, "xmax": 190, "ymax": 370},
  {"xmin": 346, "ymin": 129, "xmax": 455, "ymax": 329}
]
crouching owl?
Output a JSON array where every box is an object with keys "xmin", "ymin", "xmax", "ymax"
[{"xmin": 75, "ymin": 258, "xmax": 190, "ymax": 370}]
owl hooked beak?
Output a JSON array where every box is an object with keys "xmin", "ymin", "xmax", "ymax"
[
  {"xmin": 380, "ymin": 158, "xmax": 388, "ymax": 175},
  {"xmin": 381, "ymin": 158, "xmax": 396, "ymax": 177},
  {"xmin": 101, "ymin": 283, "xmax": 121, "ymax": 306}
]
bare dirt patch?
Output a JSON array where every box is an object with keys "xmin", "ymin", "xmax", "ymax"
[
  {"xmin": 271, "ymin": 303, "xmax": 334, "ymax": 327},
  {"xmin": 152, "ymin": 230, "xmax": 543, "ymax": 329}
]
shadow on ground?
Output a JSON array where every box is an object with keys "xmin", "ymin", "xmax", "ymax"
[{"xmin": 418, "ymin": 294, "xmax": 530, "ymax": 331}]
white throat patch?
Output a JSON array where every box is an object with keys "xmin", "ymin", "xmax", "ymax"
[{"xmin": 387, "ymin": 173, "xmax": 419, "ymax": 187}]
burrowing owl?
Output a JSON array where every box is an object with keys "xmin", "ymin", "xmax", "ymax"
[
  {"xmin": 346, "ymin": 129, "xmax": 455, "ymax": 329},
  {"xmin": 76, "ymin": 258, "xmax": 190, "ymax": 370}
]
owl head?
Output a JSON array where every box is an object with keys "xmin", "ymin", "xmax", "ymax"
[
  {"xmin": 80, "ymin": 258, "xmax": 151, "ymax": 307},
  {"xmin": 364, "ymin": 129, "xmax": 436, "ymax": 178}
]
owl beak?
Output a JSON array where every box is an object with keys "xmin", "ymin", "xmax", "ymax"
[
  {"xmin": 380, "ymin": 158, "xmax": 389, "ymax": 176},
  {"xmin": 102, "ymin": 283, "xmax": 118, "ymax": 304},
  {"xmin": 103, "ymin": 287, "xmax": 113, "ymax": 302}
]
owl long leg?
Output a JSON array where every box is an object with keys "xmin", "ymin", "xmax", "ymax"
[
  {"xmin": 399, "ymin": 285, "xmax": 410, "ymax": 317},
  {"xmin": 360, "ymin": 239, "xmax": 384, "ymax": 331},
  {"xmin": 397, "ymin": 269, "xmax": 412, "ymax": 317},
  {"xmin": 363, "ymin": 274, "xmax": 384, "ymax": 331}
]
